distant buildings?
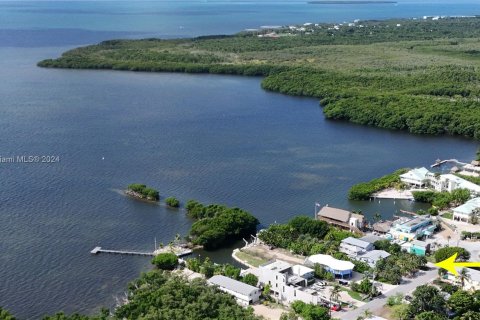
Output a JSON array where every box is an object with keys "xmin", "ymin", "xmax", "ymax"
[
  {"xmin": 452, "ymin": 197, "xmax": 480, "ymax": 222},
  {"xmin": 208, "ymin": 275, "xmax": 261, "ymax": 306},
  {"xmin": 400, "ymin": 167, "xmax": 480, "ymax": 196},
  {"xmin": 317, "ymin": 206, "xmax": 364, "ymax": 231}
]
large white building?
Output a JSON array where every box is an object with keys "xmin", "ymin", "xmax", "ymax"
[
  {"xmin": 208, "ymin": 275, "xmax": 261, "ymax": 306},
  {"xmin": 428, "ymin": 173, "xmax": 480, "ymax": 195},
  {"xmin": 258, "ymin": 260, "xmax": 321, "ymax": 305},
  {"xmin": 453, "ymin": 197, "xmax": 480, "ymax": 223},
  {"xmin": 400, "ymin": 167, "xmax": 431, "ymax": 187}
]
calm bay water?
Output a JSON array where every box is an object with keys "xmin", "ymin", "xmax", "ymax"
[{"xmin": 1, "ymin": 1, "xmax": 479, "ymax": 318}]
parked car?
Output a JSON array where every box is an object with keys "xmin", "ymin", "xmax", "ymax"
[
  {"xmin": 338, "ymin": 280, "xmax": 349, "ymax": 286},
  {"xmin": 330, "ymin": 304, "xmax": 341, "ymax": 311}
]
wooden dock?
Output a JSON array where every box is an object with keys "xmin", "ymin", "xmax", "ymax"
[
  {"xmin": 90, "ymin": 246, "xmax": 193, "ymax": 257},
  {"xmin": 431, "ymin": 158, "xmax": 467, "ymax": 168}
]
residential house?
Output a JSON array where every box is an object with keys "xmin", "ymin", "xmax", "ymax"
[
  {"xmin": 357, "ymin": 250, "xmax": 390, "ymax": 268},
  {"xmin": 372, "ymin": 220, "xmax": 393, "ymax": 234},
  {"xmin": 304, "ymin": 254, "xmax": 355, "ymax": 279},
  {"xmin": 400, "ymin": 167, "xmax": 431, "ymax": 187},
  {"xmin": 258, "ymin": 260, "xmax": 321, "ymax": 305},
  {"xmin": 387, "ymin": 216, "xmax": 435, "ymax": 241},
  {"xmin": 317, "ymin": 206, "xmax": 364, "ymax": 231},
  {"xmin": 359, "ymin": 234, "xmax": 384, "ymax": 245},
  {"xmin": 452, "ymin": 197, "xmax": 480, "ymax": 223},
  {"xmin": 445, "ymin": 268, "xmax": 480, "ymax": 291},
  {"xmin": 208, "ymin": 275, "xmax": 261, "ymax": 306},
  {"xmin": 339, "ymin": 237, "xmax": 373, "ymax": 257},
  {"xmin": 409, "ymin": 240, "xmax": 430, "ymax": 256},
  {"xmin": 428, "ymin": 173, "xmax": 480, "ymax": 195}
]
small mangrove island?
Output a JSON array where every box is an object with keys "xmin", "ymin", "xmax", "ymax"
[
  {"xmin": 125, "ymin": 183, "xmax": 160, "ymax": 201},
  {"xmin": 39, "ymin": 17, "xmax": 480, "ymax": 140}
]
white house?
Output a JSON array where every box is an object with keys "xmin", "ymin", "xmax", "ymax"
[
  {"xmin": 445, "ymin": 268, "xmax": 480, "ymax": 291},
  {"xmin": 304, "ymin": 254, "xmax": 354, "ymax": 279},
  {"xmin": 258, "ymin": 260, "xmax": 321, "ymax": 305},
  {"xmin": 357, "ymin": 250, "xmax": 390, "ymax": 268},
  {"xmin": 453, "ymin": 197, "xmax": 480, "ymax": 223},
  {"xmin": 400, "ymin": 167, "xmax": 431, "ymax": 187},
  {"xmin": 339, "ymin": 237, "xmax": 373, "ymax": 257},
  {"xmin": 428, "ymin": 174, "xmax": 480, "ymax": 195},
  {"xmin": 208, "ymin": 275, "xmax": 261, "ymax": 306}
]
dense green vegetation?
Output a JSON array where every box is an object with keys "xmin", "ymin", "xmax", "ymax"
[
  {"xmin": 165, "ymin": 196, "xmax": 180, "ymax": 208},
  {"xmin": 348, "ymin": 168, "xmax": 408, "ymax": 200},
  {"xmin": 258, "ymin": 216, "xmax": 371, "ymax": 273},
  {"xmin": 0, "ymin": 308, "xmax": 15, "ymax": 320},
  {"xmin": 186, "ymin": 201, "xmax": 259, "ymax": 250},
  {"xmin": 39, "ymin": 17, "xmax": 480, "ymax": 140},
  {"xmin": 374, "ymin": 251, "xmax": 427, "ymax": 285},
  {"xmin": 290, "ymin": 301, "xmax": 330, "ymax": 320},
  {"xmin": 114, "ymin": 270, "xmax": 259, "ymax": 320},
  {"xmin": 434, "ymin": 246, "xmax": 470, "ymax": 264},
  {"xmin": 151, "ymin": 252, "xmax": 178, "ymax": 270},
  {"xmin": 412, "ymin": 188, "xmax": 470, "ymax": 209},
  {"xmin": 185, "ymin": 257, "xmax": 258, "ymax": 286},
  {"xmin": 126, "ymin": 183, "xmax": 159, "ymax": 201}
]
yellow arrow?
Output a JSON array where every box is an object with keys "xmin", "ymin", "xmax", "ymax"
[{"xmin": 435, "ymin": 253, "xmax": 480, "ymax": 276}]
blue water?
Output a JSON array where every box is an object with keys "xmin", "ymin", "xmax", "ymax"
[{"xmin": 0, "ymin": 1, "xmax": 479, "ymax": 319}]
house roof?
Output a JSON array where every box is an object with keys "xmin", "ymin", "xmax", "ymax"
[
  {"xmin": 341, "ymin": 237, "xmax": 372, "ymax": 249},
  {"xmin": 372, "ymin": 220, "xmax": 393, "ymax": 233},
  {"xmin": 359, "ymin": 234, "xmax": 384, "ymax": 244},
  {"xmin": 292, "ymin": 265, "xmax": 314, "ymax": 277},
  {"xmin": 400, "ymin": 167, "xmax": 430, "ymax": 181},
  {"xmin": 260, "ymin": 260, "xmax": 292, "ymax": 272},
  {"xmin": 440, "ymin": 174, "xmax": 480, "ymax": 193},
  {"xmin": 318, "ymin": 206, "xmax": 350, "ymax": 223},
  {"xmin": 412, "ymin": 240, "xmax": 429, "ymax": 248},
  {"xmin": 465, "ymin": 268, "xmax": 480, "ymax": 283},
  {"xmin": 453, "ymin": 197, "xmax": 480, "ymax": 216},
  {"xmin": 208, "ymin": 275, "xmax": 259, "ymax": 296},
  {"xmin": 359, "ymin": 250, "xmax": 390, "ymax": 261},
  {"xmin": 305, "ymin": 254, "xmax": 355, "ymax": 272}
]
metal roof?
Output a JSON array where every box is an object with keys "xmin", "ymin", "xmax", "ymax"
[
  {"xmin": 208, "ymin": 275, "xmax": 259, "ymax": 297},
  {"xmin": 341, "ymin": 237, "xmax": 372, "ymax": 249},
  {"xmin": 318, "ymin": 206, "xmax": 350, "ymax": 223}
]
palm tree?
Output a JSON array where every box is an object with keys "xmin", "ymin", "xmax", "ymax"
[
  {"xmin": 458, "ymin": 268, "xmax": 471, "ymax": 289},
  {"xmin": 447, "ymin": 235, "xmax": 451, "ymax": 246},
  {"xmin": 373, "ymin": 213, "xmax": 382, "ymax": 223},
  {"xmin": 329, "ymin": 284, "xmax": 341, "ymax": 316}
]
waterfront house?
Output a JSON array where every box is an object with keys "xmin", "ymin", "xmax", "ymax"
[
  {"xmin": 400, "ymin": 167, "xmax": 431, "ymax": 187},
  {"xmin": 452, "ymin": 197, "xmax": 480, "ymax": 223},
  {"xmin": 428, "ymin": 173, "xmax": 480, "ymax": 195},
  {"xmin": 387, "ymin": 216, "xmax": 435, "ymax": 241},
  {"xmin": 258, "ymin": 260, "xmax": 321, "ymax": 305},
  {"xmin": 208, "ymin": 275, "xmax": 261, "ymax": 306},
  {"xmin": 339, "ymin": 237, "xmax": 373, "ymax": 257},
  {"xmin": 304, "ymin": 254, "xmax": 354, "ymax": 279},
  {"xmin": 317, "ymin": 206, "xmax": 364, "ymax": 231},
  {"xmin": 372, "ymin": 220, "xmax": 393, "ymax": 234},
  {"xmin": 357, "ymin": 250, "xmax": 390, "ymax": 268}
]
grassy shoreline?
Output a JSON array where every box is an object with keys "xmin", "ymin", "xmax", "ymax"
[{"xmin": 38, "ymin": 17, "xmax": 480, "ymax": 139}]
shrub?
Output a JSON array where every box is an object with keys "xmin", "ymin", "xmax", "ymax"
[
  {"xmin": 165, "ymin": 197, "xmax": 180, "ymax": 208},
  {"xmin": 151, "ymin": 253, "xmax": 178, "ymax": 270}
]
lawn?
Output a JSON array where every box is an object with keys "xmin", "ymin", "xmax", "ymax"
[{"xmin": 234, "ymin": 250, "xmax": 268, "ymax": 267}]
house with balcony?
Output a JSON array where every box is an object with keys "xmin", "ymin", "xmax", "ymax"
[
  {"xmin": 452, "ymin": 197, "xmax": 480, "ymax": 223},
  {"xmin": 387, "ymin": 216, "xmax": 435, "ymax": 241},
  {"xmin": 339, "ymin": 237, "xmax": 373, "ymax": 257}
]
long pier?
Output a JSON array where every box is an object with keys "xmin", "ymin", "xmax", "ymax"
[
  {"xmin": 430, "ymin": 158, "xmax": 467, "ymax": 168},
  {"xmin": 90, "ymin": 246, "xmax": 193, "ymax": 257}
]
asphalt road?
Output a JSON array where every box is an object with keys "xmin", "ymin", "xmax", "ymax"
[{"xmin": 339, "ymin": 265, "xmax": 439, "ymax": 320}]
